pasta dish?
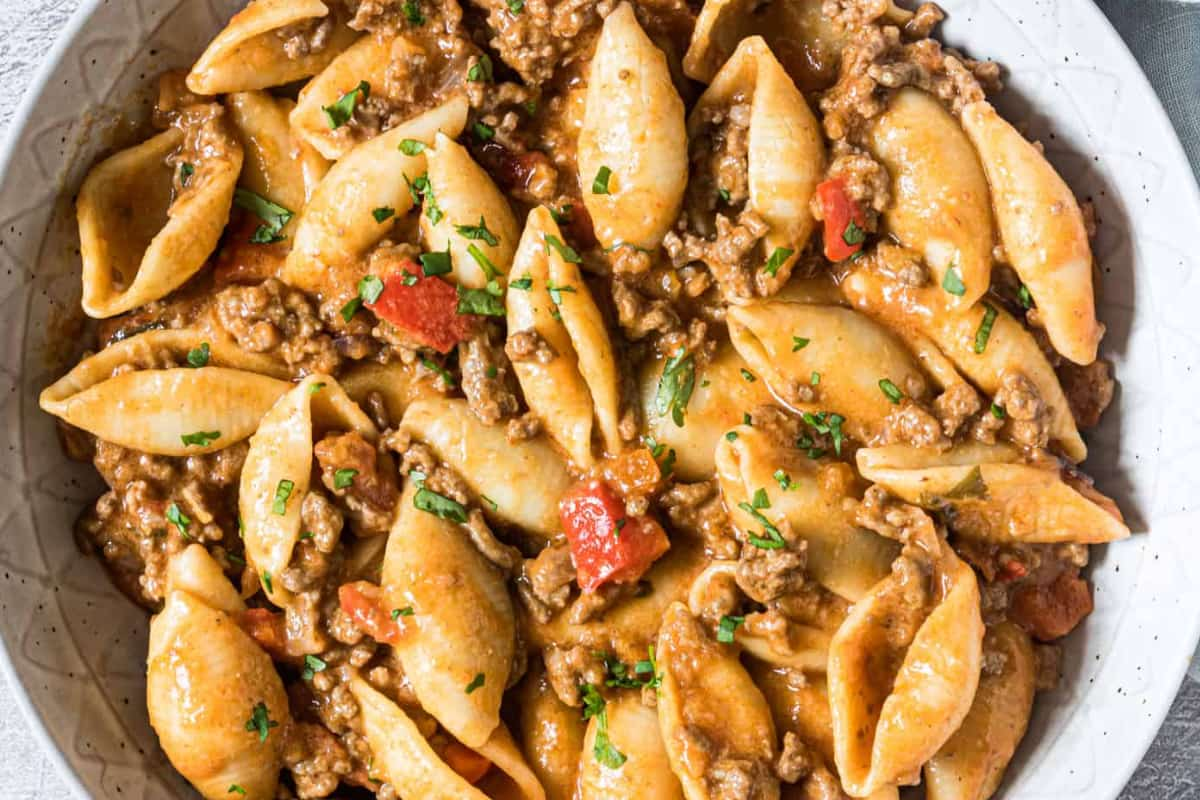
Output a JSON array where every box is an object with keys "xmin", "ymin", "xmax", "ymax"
[{"xmin": 40, "ymin": 0, "xmax": 1128, "ymax": 798}]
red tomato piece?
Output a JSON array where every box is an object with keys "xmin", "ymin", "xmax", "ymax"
[
  {"xmin": 366, "ymin": 261, "xmax": 477, "ymax": 353},
  {"xmin": 338, "ymin": 581, "xmax": 406, "ymax": 646},
  {"xmin": 239, "ymin": 607, "xmax": 289, "ymax": 660},
  {"xmin": 816, "ymin": 177, "xmax": 868, "ymax": 262},
  {"xmin": 559, "ymin": 479, "xmax": 670, "ymax": 592}
]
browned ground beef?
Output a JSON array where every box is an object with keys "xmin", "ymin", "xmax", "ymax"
[
  {"xmin": 215, "ymin": 279, "xmax": 343, "ymax": 377},
  {"xmin": 1058, "ymin": 357, "xmax": 1115, "ymax": 429},
  {"xmin": 313, "ymin": 432, "xmax": 400, "ymax": 537},
  {"xmin": 460, "ymin": 327, "xmax": 521, "ymax": 424},
  {"xmin": 276, "ymin": 15, "xmax": 336, "ymax": 59}
]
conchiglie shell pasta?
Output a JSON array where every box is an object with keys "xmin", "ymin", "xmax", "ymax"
[
  {"xmin": 40, "ymin": 329, "xmax": 291, "ymax": 456},
  {"xmin": 856, "ymin": 447, "xmax": 1130, "ymax": 545},
  {"xmin": 284, "ymin": 97, "xmax": 469, "ymax": 295},
  {"xmin": 339, "ymin": 360, "xmax": 442, "ymax": 426},
  {"xmin": 147, "ymin": 547, "xmax": 288, "ymax": 800},
  {"xmin": 166, "ymin": 543, "xmax": 246, "ymax": 615},
  {"xmin": 186, "ymin": 0, "xmax": 356, "ymax": 95},
  {"xmin": 690, "ymin": 37, "xmax": 824, "ymax": 283},
  {"xmin": 578, "ymin": 3, "xmax": 687, "ymax": 250},
  {"xmin": 578, "ymin": 694, "xmax": 683, "ymax": 800},
  {"xmin": 384, "ymin": 481, "xmax": 515, "ymax": 748},
  {"xmin": 829, "ymin": 550, "xmax": 984, "ymax": 797},
  {"xmin": 78, "ymin": 124, "xmax": 242, "ymax": 318},
  {"xmin": 515, "ymin": 665, "xmax": 586, "ymax": 800},
  {"xmin": 638, "ymin": 341, "xmax": 774, "ymax": 481},
  {"xmin": 657, "ymin": 602, "xmax": 780, "ymax": 800},
  {"xmin": 728, "ymin": 302, "xmax": 930, "ymax": 444},
  {"xmin": 507, "ymin": 207, "xmax": 621, "ymax": 465},
  {"xmin": 841, "ymin": 267, "xmax": 1086, "ymax": 462},
  {"xmin": 400, "ymin": 397, "xmax": 572, "ymax": 541},
  {"xmin": 227, "ymin": 91, "xmax": 330, "ymax": 225},
  {"xmin": 349, "ymin": 677, "xmax": 490, "ymax": 800},
  {"xmin": 962, "ymin": 101, "xmax": 1103, "ymax": 365},
  {"xmin": 866, "ymin": 88, "xmax": 994, "ymax": 307},
  {"xmin": 239, "ymin": 375, "xmax": 377, "ymax": 607},
  {"xmin": 422, "ymin": 133, "xmax": 520, "ymax": 288},
  {"xmin": 924, "ymin": 623, "xmax": 1036, "ymax": 800},
  {"xmin": 715, "ymin": 425, "xmax": 897, "ymax": 601},
  {"xmin": 474, "ymin": 723, "xmax": 549, "ymax": 800},
  {"xmin": 684, "ymin": 0, "xmax": 846, "ymax": 90}
]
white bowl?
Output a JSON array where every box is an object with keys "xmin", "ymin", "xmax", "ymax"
[{"xmin": 1, "ymin": 1, "xmax": 1198, "ymax": 798}]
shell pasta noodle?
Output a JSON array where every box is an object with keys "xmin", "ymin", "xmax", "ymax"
[{"xmin": 44, "ymin": 1, "xmax": 1128, "ymax": 799}]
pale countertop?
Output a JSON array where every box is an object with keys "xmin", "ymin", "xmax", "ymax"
[{"xmin": 0, "ymin": 1, "xmax": 1197, "ymax": 798}]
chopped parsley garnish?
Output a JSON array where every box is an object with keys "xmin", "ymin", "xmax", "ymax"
[
  {"xmin": 740, "ymin": 368, "xmax": 756, "ymax": 383},
  {"xmin": 261, "ymin": 570, "xmax": 273, "ymax": 594},
  {"xmin": 298, "ymin": 531, "xmax": 313, "ymax": 541},
  {"xmin": 599, "ymin": 652, "xmax": 642, "ymax": 688},
  {"xmin": 399, "ymin": 138, "xmax": 427, "ymax": 156},
  {"xmin": 738, "ymin": 492, "xmax": 785, "ymax": 549},
  {"xmin": 272, "ymin": 479, "xmax": 294, "ymax": 515},
  {"xmin": 485, "ymin": 365, "xmax": 498, "ymax": 379},
  {"xmin": 457, "ymin": 285, "xmax": 506, "ymax": 317},
  {"xmin": 234, "ymin": 188, "xmax": 293, "ymax": 244},
  {"xmin": 842, "ymin": 219, "xmax": 866, "ymax": 246},
  {"xmin": 878, "ymin": 378, "xmax": 903, "ymax": 404},
  {"xmin": 186, "ymin": 342, "xmax": 210, "ymax": 367},
  {"xmin": 301, "ymin": 655, "xmax": 327, "ymax": 681},
  {"xmin": 467, "ymin": 243, "xmax": 501, "ymax": 281},
  {"xmin": 544, "ymin": 234, "xmax": 581, "ymax": 264},
  {"xmin": 550, "ymin": 204, "xmax": 573, "ymax": 224},
  {"xmin": 359, "ymin": 274, "xmax": 384, "ymax": 304},
  {"xmin": 811, "ymin": 371, "xmax": 821, "ymax": 386},
  {"xmin": 179, "ymin": 162, "xmax": 194, "ymax": 186},
  {"xmin": 228, "ymin": 786, "xmax": 247, "ymax": 796},
  {"xmin": 392, "ymin": 606, "xmax": 414, "ymax": 619},
  {"xmin": 510, "ymin": 273, "xmax": 533, "ymax": 290},
  {"xmin": 796, "ymin": 433, "xmax": 824, "ymax": 459},
  {"xmin": 481, "ymin": 494, "xmax": 499, "ymax": 511},
  {"xmin": 717, "ymin": 614, "xmax": 745, "ymax": 644},
  {"xmin": 942, "ymin": 266, "xmax": 966, "ymax": 297},
  {"xmin": 506, "ymin": 0, "xmax": 524, "ymax": 13},
  {"xmin": 421, "ymin": 357, "xmax": 456, "ymax": 388},
  {"xmin": 468, "ymin": 54, "xmax": 494, "ymax": 83},
  {"xmin": 465, "ymin": 673, "xmax": 486, "ymax": 694},
  {"xmin": 334, "ymin": 468, "xmax": 358, "ymax": 489},
  {"xmin": 655, "ymin": 347, "xmax": 696, "ymax": 428},
  {"xmin": 773, "ymin": 469, "xmax": 795, "ymax": 491},
  {"xmin": 1017, "ymin": 284, "xmax": 1033, "ymax": 309},
  {"xmin": 244, "ymin": 702, "xmax": 279, "ymax": 742},
  {"xmin": 991, "ymin": 402, "xmax": 1006, "ymax": 419},
  {"xmin": 591, "ymin": 166, "xmax": 612, "ymax": 194},
  {"xmin": 308, "ymin": 382, "xmax": 326, "ymax": 395},
  {"xmin": 405, "ymin": 172, "xmax": 443, "ymax": 224},
  {"xmin": 181, "ymin": 430, "xmax": 220, "ymax": 447},
  {"xmin": 400, "ymin": 272, "xmax": 419, "ymax": 286},
  {"xmin": 762, "ymin": 246, "xmax": 794, "ymax": 277},
  {"xmin": 581, "ymin": 683, "xmax": 627, "ymax": 768},
  {"xmin": 473, "ymin": 121, "xmax": 495, "ymax": 141},
  {"xmin": 717, "ymin": 187, "xmax": 731, "ymax": 204},
  {"xmin": 725, "ymin": 431, "xmax": 738, "ymax": 442},
  {"xmin": 414, "ymin": 486, "xmax": 468, "ymax": 523},
  {"xmin": 372, "ymin": 206, "xmax": 396, "ymax": 223},
  {"xmin": 634, "ymin": 644, "xmax": 662, "ymax": 690},
  {"xmin": 546, "ymin": 279, "xmax": 576, "ymax": 306},
  {"xmin": 802, "ymin": 411, "xmax": 845, "ymax": 455},
  {"xmin": 322, "ymin": 81, "xmax": 370, "ymax": 130},
  {"xmin": 792, "ymin": 336, "xmax": 810, "ymax": 351},
  {"xmin": 974, "ymin": 304, "xmax": 998, "ymax": 353},
  {"xmin": 419, "ymin": 248, "xmax": 452, "ymax": 276},
  {"xmin": 455, "ymin": 217, "xmax": 499, "ymax": 246},
  {"xmin": 166, "ymin": 503, "xmax": 190, "ymax": 538},
  {"xmin": 401, "ymin": 0, "xmax": 425, "ymax": 25},
  {"xmin": 228, "ymin": 553, "xmax": 246, "ymax": 566},
  {"xmin": 642, "ymin": 435, "xmax": 666, "ymax": 459},
  {"xmin": 743, "ymin": 412, "xmax": 752, "ymax": 425}
]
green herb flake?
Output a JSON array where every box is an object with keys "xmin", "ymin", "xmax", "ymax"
[
  {"xmin": 419, "ymin": 248, "xmax": 453, "ymax": 276},
  {"xmin": 762, "ymin": 246, "xmax": 795, "ymax": 277},
  {"xmin": 737, "ymin": 500, "xmax": 785, "ymax": 550},
  {"xmin": 420, "ymin": 357, "xmax": 456, "ymax": 388},
  {"xmin": 941, "ymin": 266, "xmax": 966, "ymax": 297},
  {"xmin": 811, "ymin": 371, "xmax": 821, "ymax": 386},
  {"xmin": 244, "ymin": 702, "xmax": 279, "ymax": 743},
  {"xmin": 481, "ymin": 494, "xmax": 499, "ymax": 511},
  {"xmin": 179, "ymin": 162, "xmax": 195, "ymax": 186},
  {"xmin": 298, "ymin": 531, "xmax": 313, "ymax": 541},
  {"xmin": 308, "ymin": 382, "xmax": 326, "ymax": 395},
  {"xmin": 457, "ymin": 285, "xmax": 506, "ymax": 317},
  {"xmin": 228, "ymin": 786, "xmax": 247, "ymax": 796},
  {"xmin": 414, "ymin": 486, "xmax": 468, "ymax": 523},
  {"xmin": 272, "ymin": 479, "xmax": 295, "ymax": 516},
  {"xmin": 359, "ymin": 274, "xmax": 384, "ymax": 304},
  {"xmin": 234, "ymin": 188, "xmax": 294, "ymax": 244},
  {"xmin": 842, "ymin": 219, "xmax": 866, "ymax": 246},
  {"xmin": 580, "ymin": 684, "xmax": 627, "ymax": 769},
  {"xmin": 592, "ymin": 166, "xmax": 612, "ymax": 195},
  {"xmin": 725, "ymin": 431, "xmax": 738, "ymax": 442},
  {"xmin": 261, "ymin": 570, "xmax": 273, "ymax": 594},
  {"xmin": 510, "ymin": 273, "xmax": 533, "ymax": 290},
  {"xmin": 717, "ymin": 187, "xmax": 731, "ymax": 204},
  {"xmin": 1017, "ymin": 284, "xmax": 1033, "ymax": 309},
  {"xmin": 473, "ymin": 121, "xmax": 495, "ymax": 141},
  {"xmin": 740, "ymin": 368, "xmax": 757, "ymax": 383},
  {"xmin": 990, "ymin": 402, "xmax": 1006, "ymax": 419},
  {"xmin": 752, "ymin": 488, "xmax": 770, "ymax": 509},
  {"xmin": 399, "ymin": 138, "xmax": 427, "ymax": 156},
  {"xmin": 372, "ymin": 206, "xmax": 396, "ymax": 223},
  {"xmin": 340, "ymin": 297, "xmax": 362, "ymax": 321},
  {"xmin": 301, "ymin": 655, "xmax": 327, "ymax": 681},
  {"xmin": 467, "ymin": 243, "xmax": 501, "ymax": 280},
  {"xmin": 773, "ymin": 469, "xmax": 794, "ymax": 491},
  {"xmin": 655, "ymin": 347, "xmax": 696, "ymax": 428},
  {"xmin": 468, "ymin": 54, "xmax": 494, "ymax": 83},
  {"xmin": 465, "ymin": 673, "xmax": 486, "ymax": 694},
  {"xmin": 322, "ymin": 81, "xmax": 370, "ymax": 130},
  {"xmin": 634, "ymin": 644, "xmax": 662, "ymax": 690},
  {"xmin": 333, "ymin": 468, "xmax": 358, "ymax": 489},
  {"xmin": 549, "ymin": 204, "xmax": 572, "ymax": 224},
  {"xmin": 455, "ymin": 216, "xmax": 500, "ymax": 247},
  {"xmin": 392, "ymin": 606, "xmax": 415, "ymax": 619},
  {"xmin": 401, "ymin": 0, "xmax": 425, "ymax": 25},
  {"xmin": 546, "ymin": 279, "xmax": 577, "ymax": 306},
  {"xmin": 166, "ymin": 503, "xmax": 190, "ymax": 538},
  {"xmin": 180, "ymin": 430, "xmax": 220, "ymax": 447},
  {"xmin": 506, "ymin": 0, "xmax": 524, "ymax": 13},
  {"xmin": 743, "ymin": 412, "xmax": 752, "ymax": 426},
  {"xmin": 974, "ymin": 304, "xmax": 998, "ymax": 354},
  {"xmin": 186, "ymin": 342, "xmax": 210, "ymax": 368},
  {"xmin": 792, "ymin": 336, "xmax": 810, "ymax": 351},
  {"xmin": 878, "ymin": 378, "xmax": 903, "ymax": 404},
  {"xmin": 544, "ymin": 234, "xmax": 582, "ymax": 264},
  {"xmin": 716, "ymin": 614, "xmax": 745, "ymax": 644}
]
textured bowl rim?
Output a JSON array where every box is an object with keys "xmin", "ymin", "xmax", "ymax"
[{"xmin": 0, "ymin": 1, "xmax": 1197, "ymax": 799}]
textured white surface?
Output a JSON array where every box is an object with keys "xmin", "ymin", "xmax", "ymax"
[{"xmin": 0, "ymin": 1, "xmax": 1196, "ymax": 799}]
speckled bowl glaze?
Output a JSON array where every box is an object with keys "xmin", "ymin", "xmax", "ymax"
[{"xmin": 1, "ymin": 0, "xmax": 1198, "ymax": 798}]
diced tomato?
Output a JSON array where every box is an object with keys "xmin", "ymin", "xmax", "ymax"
[
  {"xmin": 559, "ymin": 479, "xmax": 670, "ymax": 592},
  {"xmin": 997, "ymin": 559, "xmax": 1028, "ymax": 582},
  {"xmin": 366, "ymin": 260, "xmax": 477, "ymax": 353},
  {"xmin": 816, "ymin": 177, "xmax": 868, "ymax": 262},
  {"xmin": 598, "ymin": 448, "xmax": 663, "ymax": 498},
  {"xmin": 239, "ymin": 607, "xmax": 289, "ymax": 660},
  {"xmin": 338, "ymin": 581, "xmax": 407, "ymax": 646},
  {"xmin": 1009, "ymin": 571, "xmax": 1093, "ymax": 641},
  {"xmin": 442, "ymin": 741, "xmax": 492, "ymax": 784}
]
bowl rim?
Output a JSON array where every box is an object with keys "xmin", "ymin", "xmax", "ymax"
[{"xmin": 0, "ymin": 1, "xmax": 1197, "ymax": 798}]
